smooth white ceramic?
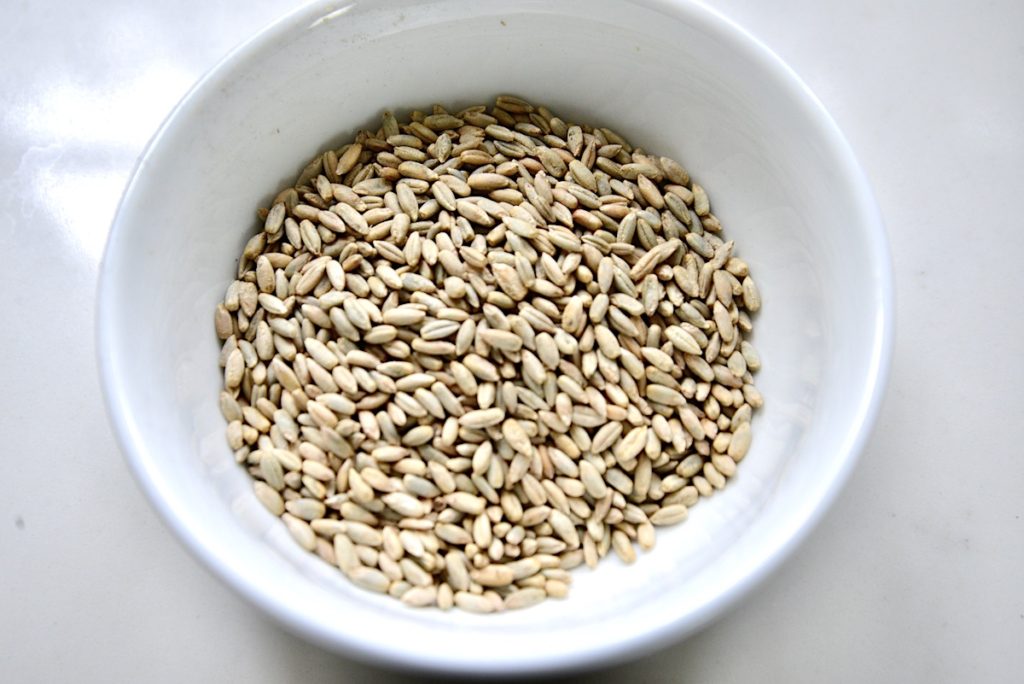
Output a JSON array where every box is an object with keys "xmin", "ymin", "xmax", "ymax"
[{"xmin": 96, "ymin": 0, "xmax": 892, "ymax": 675}]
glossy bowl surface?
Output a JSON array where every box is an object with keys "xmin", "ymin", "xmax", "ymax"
[{"xmin": 98, "ymin": 0, "xmax": 892, "ymax": 674}]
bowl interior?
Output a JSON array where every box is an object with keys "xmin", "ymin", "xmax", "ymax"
[{"xmin": 98, "ymin": 0, "xmax": 890, "ymax": 674}]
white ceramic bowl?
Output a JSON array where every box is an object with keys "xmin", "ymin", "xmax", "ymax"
[{"xmin": 97, "ymin": 0, "xmax": 892, "ymax": 675}]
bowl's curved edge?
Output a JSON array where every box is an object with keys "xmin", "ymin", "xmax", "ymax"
[{"xmin": 96, "ymin": 0, "xmax": 895, "ymax": 676}]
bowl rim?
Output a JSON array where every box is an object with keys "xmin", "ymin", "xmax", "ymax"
[{"xmin": 96, "ymin": 0, "xmax": 894, "ymax": 675}]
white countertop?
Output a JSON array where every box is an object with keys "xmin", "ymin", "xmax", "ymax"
[{"xmin": 2, "ymin": 1, "xmax": 1021, "ymax": 681}]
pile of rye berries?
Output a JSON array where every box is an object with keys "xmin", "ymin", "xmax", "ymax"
[{"xmin": 215, "ymin": 96, "xmax": 762, "ymax": 613}]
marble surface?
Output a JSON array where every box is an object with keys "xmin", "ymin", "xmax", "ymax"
[{"xmin": 1, "ymin": 1, "xmax": 1021, "ymax": 681}]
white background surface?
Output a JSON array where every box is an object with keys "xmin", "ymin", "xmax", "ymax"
[{"xmin": 1, "ymin": 0, "xmax": 1021, "ymax": 682}]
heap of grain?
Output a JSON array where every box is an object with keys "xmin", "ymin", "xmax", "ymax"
[{"xmin": 215, "ymin": 96, "xmax": 762, "ymax": 612}]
